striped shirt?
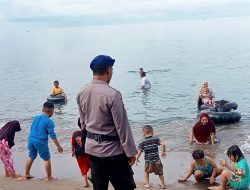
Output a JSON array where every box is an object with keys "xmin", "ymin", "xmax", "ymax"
[{"xmin": 138, "ymin": 136, "xmax": 160, "ymax": 163}]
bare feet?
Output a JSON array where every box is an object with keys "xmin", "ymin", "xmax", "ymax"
[
  {"xmin": 83, "ymin": 183, "xmax": 89, "ymax": 187},
  {"xmin": 47, "ymin": 176, "xmax": 57, "ymax": 181},
  {"xmin": 83, "ymin": 179, "xmax": 89, "ymax": 187},
  {"xmin": 25, "ymin": 175, "xmax": 34, "ymax": 180},
  {"xmin": 11, "ymin": 174, "xmax": 21, "ymax": 178},
  {"xmin": 143, "ymin": 184, "xmax": 150, "ymax": 188},
  {"xmin": 159, "ymin": 184, "xmax": 167, "ymax": 189},
  {"xmin": 208, "ymin": 186, "xmax": 223, "ymax": 190},
  {"xmin": 17, "ymin": 175, "xmax": 34, "ymax": 181}
]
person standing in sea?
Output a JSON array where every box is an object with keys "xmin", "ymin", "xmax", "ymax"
[{"xmin": 76, "ymin": 55, "xmax": 137, "ymax": 190}]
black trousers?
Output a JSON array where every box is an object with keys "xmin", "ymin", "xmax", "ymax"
[{"xmin": 90, "ymin": 154, "xmax": 136, "ymax": 190}]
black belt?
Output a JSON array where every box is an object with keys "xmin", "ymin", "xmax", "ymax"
[{"xmin": 87, "ymin": 131, "xmax": 120, "ymax": 143}]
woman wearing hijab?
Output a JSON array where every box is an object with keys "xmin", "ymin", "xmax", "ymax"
[
  {"xmin": 0, "ymin": 120, "xmax": 21, "ymax": 177},
  {"xmin": 189, "ymin": 113, "xmax": 215, "ymax": 145}
]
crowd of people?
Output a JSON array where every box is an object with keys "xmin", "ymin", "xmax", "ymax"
[{"xmin": 0, "ymin": 55, "xmax": 249, "ymax": 190}]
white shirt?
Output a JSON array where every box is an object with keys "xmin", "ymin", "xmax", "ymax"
[{"xmin": 141, "ymin": 76, "xmax": 151, "ymax": 89}]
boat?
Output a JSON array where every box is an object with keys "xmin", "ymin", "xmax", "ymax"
[
  {"xmin": 197, "ymin": 99, "xmax": 241, "ymax": 124},
  {"xmin": 47, "ymin": 96, "xmax": 65, "ymax": 104}
]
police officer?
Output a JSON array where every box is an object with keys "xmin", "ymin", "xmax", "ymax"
[{"xmin": 77, "ymin": 55, "xmax": 137, "ymax": 190}]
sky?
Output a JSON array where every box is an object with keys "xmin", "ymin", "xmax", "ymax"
[{"xmin": 0, "ymin": 0, "xmax": 250, "ymax": 25}]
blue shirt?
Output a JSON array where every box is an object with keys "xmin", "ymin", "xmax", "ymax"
[{"xmin": 29, "ymin": 114, "xmax": 57, "ymax": 143}]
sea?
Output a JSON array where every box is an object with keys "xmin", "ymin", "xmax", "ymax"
[{"xmin": 1, "ymin": 17, "xmax": 250, "ymax": 157}]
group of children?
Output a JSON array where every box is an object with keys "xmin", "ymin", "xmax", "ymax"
[
  {"xmin": 0, "ymin": 101, "xmax": 91, "ymax": 186},
  {"xmin": 0, "ymin": 80, "xmax": 250, "ymax": 190},
  {"xmin": 135, "ymin": 125, "xmax": 250, "ymax": 190},
  {"xmin": 178, "ymin": 146, "xmax": 250, "ymax": 190}
]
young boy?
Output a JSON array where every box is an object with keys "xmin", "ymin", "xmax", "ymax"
[
  {"xmin": 136, "ymin": 125, "xmax": 166, "ymax": 189},
  {"xmin": 71, "ymin": 118, "xmax": 91, "ymax": 187},
  {"xmin": 178, "ymin": 149, "xmax": 222, "ymax": 184},
  {"xmin": 140, "ymin": 72, "xmax": 151, "ymax": 90},
  {"xmin": 51, "ymin": 80, "xmax": 67, "ymax": 100},
  {"xmin": 19, "ymin": 101, "xmax": 63, "ymax": 181}
]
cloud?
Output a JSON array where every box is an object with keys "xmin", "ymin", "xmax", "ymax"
[{"xmin": 1, "ymin": 0, "xmax": 250, "ymax": 24}]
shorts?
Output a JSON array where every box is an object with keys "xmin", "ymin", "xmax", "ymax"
[
  {"xmin": 76, "ymin": 154, "xmax": 91, "ymax": 175},
  {"xmin": 145, "ymin": 160, "xmax": 163, "ymax": 175},
  {"xmin": 28, "ymin": 141, "xmax": 50, "ymax": 161},
  {"xmin": 228, "ymin": 174, "xmax": 249, "ymax": 190},
  {"xmin": 193, "ymin": 169, "xmax": 212, "ymax": 179},
  {"xmin": 90, "ymin": 153, "xmax": 136, "ymax": 190}
]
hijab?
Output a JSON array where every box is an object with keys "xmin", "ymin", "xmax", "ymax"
[
  {"xmin": 193, "ymin": 113, "xmax": 215, "ymax": 143},
  {"xmin": 0, "ymin": 120, "xmax": 21, "ymax": 148}
]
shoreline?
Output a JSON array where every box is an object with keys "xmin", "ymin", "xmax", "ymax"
[{"xmin": 1, "ymin": 151, "xmax": 248, "ymax": 189}]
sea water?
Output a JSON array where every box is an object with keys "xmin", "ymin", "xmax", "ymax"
[{"xmin": 0, "ymin": 17, "xmax": 250, "ymax": 155}]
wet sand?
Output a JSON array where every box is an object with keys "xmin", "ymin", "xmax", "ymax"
[{"xmin": 1, "ymin": 151, "xmax": 247, "ymax": 190}]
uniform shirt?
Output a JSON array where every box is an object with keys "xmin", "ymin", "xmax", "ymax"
[
  {"xmin": 29, "ymin": 114, "xmax": 57, "ymax": 143},
  {"xmin": 141, "ymin": 76, "xmax": 151, "ymax": 89},
  {"xmin": 51, "ymin": 87, "xmax": 64, "ymax": 96},
  {"xmin": 138, "ymin": 136, "xmax": 160, "ymax": 164},
  {"xmin": 76, "ymin": 80, "xmax": 137, "ymax": 158}
]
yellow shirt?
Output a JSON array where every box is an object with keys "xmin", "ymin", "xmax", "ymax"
[{"xmin": 51, "ymin": 87, "xmax": 64, "ymax": 96}]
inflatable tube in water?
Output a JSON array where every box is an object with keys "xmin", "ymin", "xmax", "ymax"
[
  {"xmin": 47, "ymin": 96, "xmax": 65, "ymax": 104},
  {"xmin": 199, "ymin": 100, "xmax": 238, "ymax": 112},
  {"xmin": 200, "ymin": 110, "xmax": 241, "ymax": 124},
  {"xmin": 215, "ymin": 100, "xmax": 238, "ymax": 111}
]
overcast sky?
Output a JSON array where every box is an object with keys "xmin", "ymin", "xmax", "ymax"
[{"xmin": 0, "ymin": 0, "xmax": 250, "ymax": 25}]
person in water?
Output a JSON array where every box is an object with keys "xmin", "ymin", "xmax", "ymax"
[
  {"xmin": 178, "ymin": 149, "xmax": 222, "ymax": 184},
  {"xmin": 198, "ymin": 81, "xmax": 215, "ymax": 107},
  {"xmin": 189, "ymin": 113, "xmax": 215, "ymax": 145},
  {"xmin": 139, "ymin": 68, "xmax": 144, "ymax": 78},
  {"xmin": 51, "ymin": 80, "xmax": 67, "ymax": 101},
  {"xmin": 211, "ymin": 145, "xmax": 250, "ymax": 190},
  {"xmin": 140, "ymin": 72, "xmax": 151, "ymax": 90},
  {"xmin": 0, "ymin": 120, "xmax": 21, "ymax": 177}
]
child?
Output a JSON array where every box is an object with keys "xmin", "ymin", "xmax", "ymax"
[
  {"xmin": 140, "ymin": 72, "xmax": 151, "ymax": 90},
  {"xmin": 19, "ymin": 101, "xmax": 63, "ymax": 181},
  {"xmin": 71, "ymin": 118, "xmax": 91, "ymax": 187},
  {"xmin": 51, "ymin": 80, "xmax": 67, "ymax": 100},
  {"xmin": 0, "ymin": 120, "xmax": 21, "ymax": 177},
  {"xmin": 139, "ymin": 68, "xmax": 144, "ymax": 78},
  {"xmin": 211, "ymin": 145, "xmax": 250, "ymax": 190},
  {"xmin": 178, "ymin": 150, "xmax": 222, "ymax": 184},
  {"xmin": 197, "ymin": 81, "xmax": 215, "ymax": 107},
  {"xmin": 200, "ymin": 88, "xmax": 214, "ymax": 105},
  {"xmin": 136, "ymin": 125, "xmax": 166, "ymax": 188}
]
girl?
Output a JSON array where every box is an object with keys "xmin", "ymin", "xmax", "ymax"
[
  {"xmin": 200, "ymin": 88, "xmax": 214, "ymax": 105},
  {"xmin": 72, "ymin": 118, "xmax": 91, "ymax": 187},
  {"xmin": 0, "ymin": 120, "xmax": 21, "ymax": 177},
  {"xmin": 189, "ymin": 113, "xmax": 215, "ymax": 145},
  {"xmin": 197, "ymin": 81, "xmax": 215, "ymax": 108},
  {"xmin": 178, "ymin": 149, "xmax": 222, "ymax": 184},
  {"xmin": 212, "ymin": 145, "xmax": 250, "ymax": 190}
]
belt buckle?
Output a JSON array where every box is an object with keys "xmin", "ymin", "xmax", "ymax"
[{"xmin": 94, "ymin": 134, "xmax": 102, "ymax": 144}]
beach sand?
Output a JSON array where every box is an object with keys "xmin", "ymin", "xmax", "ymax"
[{"xmin": 0, "ymin": 151, "xmax": 246, "ymax": 190}]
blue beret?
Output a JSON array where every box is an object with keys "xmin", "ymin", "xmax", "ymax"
[{"xmin": 90, "ymin": 55, "xmax": 115, "ymax": 71}]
